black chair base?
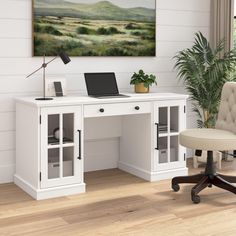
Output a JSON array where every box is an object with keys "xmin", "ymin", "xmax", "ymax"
[{"xmin": 172, "ymin": 151, "xmax": 236, "ymax": 204}]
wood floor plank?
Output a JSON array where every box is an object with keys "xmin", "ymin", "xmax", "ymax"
[{"xmin": 0, "ymin": 218, "xmax": 68, "ymax": 236}]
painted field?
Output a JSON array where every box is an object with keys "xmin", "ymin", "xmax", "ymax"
[{"xmin": 33, "ymin": 0, "xmax": 156, "ymax": 56}]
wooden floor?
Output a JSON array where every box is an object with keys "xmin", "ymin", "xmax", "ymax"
[{"xmin": 1, "ymin": 160, "xmax": 236, "ymax": 236}]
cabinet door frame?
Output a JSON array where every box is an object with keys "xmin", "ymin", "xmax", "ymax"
[
  {"xmin": 40, "ymin": 106, "xmax": 83, "ymax": 189},
  {"xmin": 153, "ymin": 100, "xmax": 186, "ymax": 171}
]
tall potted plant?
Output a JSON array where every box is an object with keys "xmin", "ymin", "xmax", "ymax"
[{"xmin": 174, "ymin": 32, "xmax": 236, "ymax": 128}]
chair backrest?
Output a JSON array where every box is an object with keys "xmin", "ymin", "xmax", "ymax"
[{"xmin": 216, "ymin": 82, "xmax": 236, "ymax": 133}]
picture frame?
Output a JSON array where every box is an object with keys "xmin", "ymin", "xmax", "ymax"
[
  {"xmin": 45, "ymin": 77, "xmax": 67, "ymax": 97},
  {"xmin": 32, "ymin": 0, "xmax": 156, "ymax": 57}
]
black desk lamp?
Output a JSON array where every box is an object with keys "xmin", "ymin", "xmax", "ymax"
[{"xmin": 26, "ymin": 52, "xmax": 71, "ymax": 100}]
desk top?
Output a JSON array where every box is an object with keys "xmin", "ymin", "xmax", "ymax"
[{"xmin": 15, "ymin": 92, "xmax": 189, "ymax": 107}]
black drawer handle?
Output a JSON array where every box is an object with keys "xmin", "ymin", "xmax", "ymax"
[
  {"xmin": 135, "ymin": 106, "xmax": 140, "ymax": 110},
  {"xmin": 99, "ymin": 108, "xmax": 104, "ymax": 113},
  {"xmin": 155, "ymin": 123, "xmax": 159, "ymax": 150},
  {"xmin": 77, "ymin": 130, "xmax": 82, "ymax": 160}
]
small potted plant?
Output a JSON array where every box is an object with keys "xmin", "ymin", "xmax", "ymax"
[{"xmin": 130, "ymin": 70, "xmax": 157, "ymax": 93}]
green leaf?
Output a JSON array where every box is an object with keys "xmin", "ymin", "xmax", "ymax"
[
  {"xmin": 130, "ymin": 70, "xmax": 157, "ymax": 87},
  {"xmin": 174, "ymin": 31, "xmax": 236, "ymax": 128}
]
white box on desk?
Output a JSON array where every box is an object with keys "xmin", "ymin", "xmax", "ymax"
[{"xmin": 45, "ymin": 77, "xmax": 67, "ymax": 97}]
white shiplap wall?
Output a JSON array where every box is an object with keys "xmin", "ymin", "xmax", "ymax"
[{"xmin": 0, "ymin": 0, "xmax": 211, "ymax": 183}]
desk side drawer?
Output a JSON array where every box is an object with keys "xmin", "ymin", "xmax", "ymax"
[{"xmin": 84, "ymin": 102, "xmax": 151, "ymax": 118}]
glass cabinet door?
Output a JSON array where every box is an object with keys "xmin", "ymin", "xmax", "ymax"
[
  {"xmin": 154, "ymin": 102, "xmax": 186, "ymax": 171},
  {"xmin": 41, "ymin": 106, "xmax": 82, "ymax": 189}
]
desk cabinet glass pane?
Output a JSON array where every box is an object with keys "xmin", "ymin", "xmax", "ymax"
[
  {"xmin": 40, "ymin": 106, "xmax": 82, "ymax": 189},
  {"xmin": 170, "ymin": 136, "xmax": 179, "ymax": 162},
  {"xmin": 48, "ymin": 148, "xmax": 60, "ymax": 179},
  {"xmin": 170, "ymin": 106, "xmax": 179, "ymax": 133},
  {"xmin": 48, "ymin": 114, "xmax": 59, "ymax": 145},
  {"xmin": 158, "ymin": 137, "xmax": 168, "ymax": 164},
  {"xmin": 63, "ymin": 147, "xmax": 74, "ymax": 177},
  {"xmin": 63, "ymin": 113, "xmax": 74, "ymax": 143},
  {"xmin": 159, "ymin": 107, "xmax": 168, "ymax": 134}
]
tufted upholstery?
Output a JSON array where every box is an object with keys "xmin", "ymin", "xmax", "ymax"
[
  {"xmin": 215, "ymin": 82, "xmax": 236, "ymax": 134},
  {"xmin": 180, "ymin": 82, "xmax": 236, "ymax": 151}
]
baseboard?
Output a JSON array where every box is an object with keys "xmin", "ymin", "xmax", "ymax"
[
  {"xmin": 118, "ymin": 161, "xmax": 188, "ymax": 182},
  {"xmin": 14, "ymin": 174, "xmax": 37, "ymax": 198},
  {"xmin": 14, "ymin": 174, "xmax": 86, "ymax": 200},
  {"xmin": 118, "ymin": 161, "xmax": 152, "ymax": 181},
  {"xmin": 150, "ymin": 167, "xmax": 188, "ymax": 182}
]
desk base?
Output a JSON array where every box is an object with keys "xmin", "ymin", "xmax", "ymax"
[
  {"xmin": 118, "ymin": 161, "xmax": 188, "ymax": 182},
  {"xmin": 14, "ymin": 174, "xmax": 86, "ymax": 200}
]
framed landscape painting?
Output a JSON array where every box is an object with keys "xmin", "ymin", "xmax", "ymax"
[{"xmin": 33, "ymin": 0, "xmax": 156, "ymax": 56}]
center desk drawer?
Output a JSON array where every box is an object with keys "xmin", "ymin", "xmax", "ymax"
[{"xmin": 84, "ymin": 102, "xmax": 151, "ymax": 118}]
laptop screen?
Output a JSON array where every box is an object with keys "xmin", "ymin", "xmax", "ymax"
[{"xmin": 84, "ymin": 73, "xmax": 119, "ymax": 96}]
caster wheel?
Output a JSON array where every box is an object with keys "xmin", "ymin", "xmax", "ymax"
[
  {"xmin": 208, "ymin": 184, "xmax": 212, "ymax": 188},
  {"xmin": 172, "ymin": 184, "xmax": 180, "ymax": 192},
  {"xmin": 192, "ymin": 195, "xmax": 201, "ymax": 204}
]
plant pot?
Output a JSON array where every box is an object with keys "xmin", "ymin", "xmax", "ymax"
[{"xmin": 135, "ymin": 83, "xmax": 149, "ymax": 93}]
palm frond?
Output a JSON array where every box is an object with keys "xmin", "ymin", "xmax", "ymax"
[{"xmin": 174, "ymin": 32, "xmax": 236, "ymax": 127}]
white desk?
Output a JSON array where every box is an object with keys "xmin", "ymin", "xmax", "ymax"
[{"xmin": 15, "ymin": 93, "xmax": 188, "ymax": 200}]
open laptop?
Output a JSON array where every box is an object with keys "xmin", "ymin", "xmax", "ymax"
[{"xmin": 84, "ymin": 72, "xmax": 129, "ymax": 98}]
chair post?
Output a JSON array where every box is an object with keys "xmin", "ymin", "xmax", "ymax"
[{"xmin": 205, "ymin": 151, "xmax": 216, "ymax": 177}]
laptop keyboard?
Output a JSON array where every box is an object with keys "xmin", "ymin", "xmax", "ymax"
[{"xmin": 95, "ymin": 94, "xmax": 129, "ymax": 99}]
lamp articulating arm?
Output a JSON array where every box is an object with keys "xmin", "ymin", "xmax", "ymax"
[
  {"xmin": 26, "ymin": 55, "xmax": 58, "ymax": 79},
  {"xmin": 26, "ymin": 52, "xmax": 71, "ymax": 101}
]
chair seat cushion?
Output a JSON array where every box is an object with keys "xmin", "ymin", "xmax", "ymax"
[{"xmin": 180, "ymin": 128, "xmax": 236, "ymax": 150}]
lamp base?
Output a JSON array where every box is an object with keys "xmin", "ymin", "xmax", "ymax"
[{"xmin": 35, "ymin": 97, "xmax": 53, "ymax": 101}]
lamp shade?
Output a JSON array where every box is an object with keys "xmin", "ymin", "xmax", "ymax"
[{"xmin": 59, "ymin": 52, "xmax": 71, "ymax": 64}]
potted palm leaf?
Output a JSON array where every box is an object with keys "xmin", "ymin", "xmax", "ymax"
[
  {"xmin": 174, "ymin": 32, "xmax": 236, "ymax": 162},
  {"xmin": 174, "ymin": 32, "xmax": 236, "ymax": 128}
]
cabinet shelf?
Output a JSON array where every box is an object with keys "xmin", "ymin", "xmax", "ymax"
[
  {"xmin": 159, "ymin": 133, "xmax": 168, "ymax": 137},
  {"xmin": 169, "ymin": 132, "xmax": 179, "ymax": 136},
  {"xmin": 62, "ymin": 143, "xmax": 75, "ymax": 148},
  {"xmin": 48, "ymin": 144, "xmax": 60, "ymax": 149},
  {"xmin": 48, "ymin": 143, "xmax": 75, "ymax": 149},
  {"xmin": 48, "ymin": 137, "xmax": 73, "ymax": 145},
  {"xmin": 159, "ymin": 132, "xmax": 179, "ymax": 138}
]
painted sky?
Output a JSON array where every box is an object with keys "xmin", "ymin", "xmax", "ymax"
[{"xmin": 66, "ymin": 0, "xmax": 155, "ymax": 9}]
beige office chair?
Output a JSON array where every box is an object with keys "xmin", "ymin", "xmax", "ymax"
[{"xmin": 172, "ymin": 82, "xmax": 236, "ymax": 203}]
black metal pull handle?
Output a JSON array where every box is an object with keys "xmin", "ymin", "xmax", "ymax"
[
  {"xmin": 99, "ymin": 108, "xmax": 104, "ymax": 113},
  {"xmin": 135, "ymin": 106, "xmax": 140, "ymax": 110},
  {"xmin": 155, "ymin": 123, "xmax": 159, "ymax": 150},
  {"xmin": 77, "ymin": 130, "xmax": 82, "ymax": 160}
]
